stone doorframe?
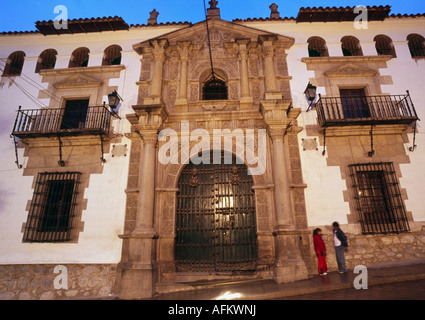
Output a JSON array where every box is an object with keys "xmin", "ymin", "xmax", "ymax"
[
  {"xmin": 115, "ymin": 99, "xmax": 312, "ymax": 298},
  {"xmin": 154, "ymin": 145, "xmax": 276, "ymax": 282}
]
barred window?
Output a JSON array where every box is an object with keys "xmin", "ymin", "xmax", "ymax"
[
  {"xmin": 349, "ymin": 163, "xmax": 409, "ymax": 235},
  {"xmin": 2, "ymin": 51, "xmax": 25, "ymax": 76},
  {"xmin": 23, "ymin": 172, "xmax": 81, "ymax": 243},
  {"xmin": 341, "ymin": 36, "xmax": 363, "ymax": 57},
  {"xmin": 202, "ymin": 74, "xmax": 228, "ymax": 100},
  {"xmin": 102, "ymin": 45, "xmax": 122, "ymax": 66},
  {"xmin": 69, "ymin": 47, "xmax": 90, "ymax": 68},
  {"xmin": 407, "ymin": 33, "xmax": 425, "ymax": 58},
  {"xmin": 307, "ymin": 37, "xmax": 329, "ymax": 57},
  {"xmin": 35, "ymin": 49, "xmax": 57, "ymax": 73},
  {"xmin": 374, "ymin": 35, "xmax": 397, "ymax": 58}
]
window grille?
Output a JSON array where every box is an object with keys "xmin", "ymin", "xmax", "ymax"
[
  {"xmin": 35, "ymin": 49, "xmax": 57, "ymax": 73},
  {"xmin": 349, "ymin": 163, "xmax": 409, "ymax": 234},
  {"xmin": 407, "ymin": 34, "xmax": 425, "ymax": 58},
  {"xmin": 307, "ymin": 37, "xmax": 329, "ymax": 57},
  {"xmin": 202, "ymin": 75, "xmax": 228, "ymax": 100},
  {"xmin": 341, "ymin": 36, "xmax": 363, "ymax": 57},
  {"xmin": 3, "ymin": 51, "xmax": 25, "ymax": 76},
  {"xmin": 69, "ymin": 47, "xmax": 90, "ymax": 68},
  {"xmin": 374, "ymin": 35, "xmax": 397, "ymax": 58},
  {"xmin": 23, "ymin": 172, "xmax": 81, "ymax": 242},
  {"xmin": 102, "ymin": 45, "xmax": 122, "ymax": 66}
]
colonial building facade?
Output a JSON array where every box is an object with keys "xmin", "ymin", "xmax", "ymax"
[{"xmin": 0, "ymin": 3, "xmax": 424, "ymax": 300}]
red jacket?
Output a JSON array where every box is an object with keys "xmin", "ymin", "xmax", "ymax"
[{"xmin": 313, "ymin": 234, "xmax": 326, "ymax": 256}]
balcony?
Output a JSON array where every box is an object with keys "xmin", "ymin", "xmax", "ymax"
[
  {"xmin": 315, "ymin": 92, "xmax": 419, "ymax": 128},
  {"xmin": 12, "ymin": 105, "xmax": 112, "ymax": 139}
]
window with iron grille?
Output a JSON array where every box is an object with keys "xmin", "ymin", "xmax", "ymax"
[
  {"xmin": 349, "ymin": 163, "xmax": 409, "ymax": 234},
  {"xmin": 23, "ymin": 172, "xmax": 81, "ymax": 242},
  {"xmin": 35, "ymin": 49, "xmax": 57, "ymax": 73},
  {"xmin": 69, "ymin": 47, "xmax": 90, "ymax": 68},
  {"xmin": 102, "ymin": 45, "xmax": 122, "ymax": 66},
  {"xmin": 307, "ymin": 36, "xmax": 329, "ymax": 57},
  {"xmin": 2, "ymin": 51, "xmax": 25, "ymax": 76},
  {"xmin": 374, "ymin": 35, "xmax": 397, "ymax": 58},
  {"xmin": 341, "ymin": 36, "xmax": 363, "ymax": 57},
  {"xmin": 202, "ymin": 75, "xmax": 228, "ymax": 100},
  {"xmin": 407, "ymin": 33, "xmax": 425, "ymax": 58}
]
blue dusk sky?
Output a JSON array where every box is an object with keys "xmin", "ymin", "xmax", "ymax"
[{"xmin": 1, "ymin": 0, "xmax": 425, "ymax": 33}]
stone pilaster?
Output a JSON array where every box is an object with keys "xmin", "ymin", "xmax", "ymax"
[
  {"xmin": 260, "ymin": 99, "xmax": 308, "ymax": 284},
  {"xmin": 116, "ymin": 103, "xmax": 168, "ymax": 300},
  {"xmin": 260, "ymin": 36, "xmax": 282, "ymax": 100},
  {"xmin": 237, "ymin": 39, "xmax": 253, "ymax": 110},
  {"xmin": 144, "ymin": 39, "xmax": 168, "ymax": 105},
  {"xmin": 175, "ymin": 41, "xmax": 191, "ymax": 112}
]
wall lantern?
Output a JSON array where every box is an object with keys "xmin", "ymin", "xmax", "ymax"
[
  {"xmin": 304, "ymin": 82, "xmax": 317, "ymax": 111},
  {"xmin": 108, "ymin": 90, "xmax": 123, "ymax": 109}
]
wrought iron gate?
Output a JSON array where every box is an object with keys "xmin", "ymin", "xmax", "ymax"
[{"xmin": 175, "ymin": 157, "xmax": 257, "ymax": 272}]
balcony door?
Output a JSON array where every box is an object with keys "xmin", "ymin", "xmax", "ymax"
[
  {"xmin": 340, "ymin": 89, "xmax": 371, "ymax": 119},
  {"xmin": 61, "ymin": 99, "xmax": 89, "ymax": 130}
]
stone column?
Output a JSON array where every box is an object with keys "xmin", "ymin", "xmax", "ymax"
[
  {"xmin": 117, "ymin": 104, "xmax": 168, "ymax": 300},
  {"xmin": 147, "ymin": 39, "xmax": 168, "ymax": 104},
  {"xmin": 269, "ymin": 128, "xmax": 294, "ymax": 229},
  {"xmin": 237, "ymin": 39, "xmax": 253, "ymax": 110},
  {"xmin": 260, "ymin": 99, "xmax": 308, "ymax": 284},
  {"xmin": 133, "ymin": 131, "xmax": 158, "ymax": 235},
  {"xmin": 260, "ymin": 37, "xmax": 282, "ymax": 100},
  {"xmin": 175, "ymin": 41, "xmax": 191, "ymax": 112}
]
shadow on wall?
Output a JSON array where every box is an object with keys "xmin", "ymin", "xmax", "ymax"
[{"xmin": 0, "ymin": 185, "xmax": 13, "ymax": 215}]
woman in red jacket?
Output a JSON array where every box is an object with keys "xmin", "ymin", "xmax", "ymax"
[{"xmin": 313, "ymin": 228, "xmax": 328, "ymax": 275}]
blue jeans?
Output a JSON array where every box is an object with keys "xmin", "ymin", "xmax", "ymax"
[{"xmin": 335, "ymin": 246, "xmax": 347, "ymax": 272}]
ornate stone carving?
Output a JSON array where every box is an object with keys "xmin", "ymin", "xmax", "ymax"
[
  {"xmin": 229, "ymin": 82, "xmax": 239, "ymax": 100},
  {"xmin": 53, "ymin": 74, "xmax": 103, "ymax": 89},
  {"xmin": 189, "ymin": 83, "xmax": 199, "ymax": 102},
  {"xmin": 168, "ymin": 60, "xmax": 179, "ymax": 80},
  {"xmin": 201, "ymin": 104, "xmax": 227, "ymax": 111},
  {"xmin": 189, "ymin": 168, "xmax": 199, "ymax": 187},
  {"xmin": 140, "ymin": 62, "xmax": 152, "ymax": 81},
  {"xmin": 325, "ymin": 63, "xmax": 377, "ymax": 78},
  {"xmin": 249, "ymin": 58, "xmax": 259, "ymax": 77}
]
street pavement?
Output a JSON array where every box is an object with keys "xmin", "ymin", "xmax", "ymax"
[
  {"xmin": 148, "ymin": 260, "xmax": 425, "ymax": 300},
  {"xmin": 279, "ymin": 278, "xmax": 425, "ymax": 300}
]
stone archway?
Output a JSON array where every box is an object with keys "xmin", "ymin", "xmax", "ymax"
[
  {"xmin": 155, "ymin": 145, "xmax": 274, "ymax": 280},
  {"xmin": 174, "ymin": 151, "xmax": 258, "ymax": 272}
]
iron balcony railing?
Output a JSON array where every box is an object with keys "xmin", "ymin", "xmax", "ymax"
[
  {"xmin": 12, "ymin": 105, "xmax": 112, "ymax": 138},
  {"xmin": 316, "ymin": 92, "xmax": 419, "ymax": 127}
]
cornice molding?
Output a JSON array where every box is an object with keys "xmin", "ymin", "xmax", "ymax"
[
  {"xmin": 39, "ymin": 64, "xmax": 126, "ymax": 76},
  {"xmin": 301, "ymin": 55, "xmax": 392, "ymax": 65}
]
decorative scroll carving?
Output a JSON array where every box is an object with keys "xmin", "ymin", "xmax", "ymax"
[{"xmin": 189, "ymin": 168, "xmax": 199, "ymax": 187}]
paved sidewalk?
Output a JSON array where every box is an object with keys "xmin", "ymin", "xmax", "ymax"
[{"xmin": 147, "ymin": 260, "xmax": 425, "ymax": 300}]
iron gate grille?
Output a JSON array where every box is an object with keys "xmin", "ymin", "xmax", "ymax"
[
  {"xmin": 23, "ymin": 172, "xmax": 81, "ymax": 242},
  {"xmin": 175, "ymin": 158, "xmax": 257, "ymax": 272},
  {"xmin": 349, "ymin": 163, "xmax": 410, "ymax": 234}
]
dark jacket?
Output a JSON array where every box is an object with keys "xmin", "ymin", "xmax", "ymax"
[{"xmin": 334, "ymin": 228, "xmax": 348, "ymax": 247}]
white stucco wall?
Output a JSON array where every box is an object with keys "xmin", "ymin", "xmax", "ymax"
[
  {"xmin": 0, "ymin": 26, "xmax": 185, "ymax": 264},
  {"xmin": 0, "ymin": 15, "xmax": 424, "ymax": 265}
]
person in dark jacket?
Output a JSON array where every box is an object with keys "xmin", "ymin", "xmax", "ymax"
[
  {"xmin": 313, "ymin": 228, "xmax": 328, "ymax": 275},
  {"xmin": 332, "ymin": 222, "xmax": 348, "ymax": 273}
]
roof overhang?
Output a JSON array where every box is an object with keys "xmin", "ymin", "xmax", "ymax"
[
  {"xmin": 296, "ymin": 5, "xmax": 391, "ymax": 23},
  {"xmin": 35, "ymin": 16, "xmax": 129, "ymax": 35}
]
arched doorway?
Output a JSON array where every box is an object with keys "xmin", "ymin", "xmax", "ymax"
[{"xmin": 175, "ymin": 153, "xmax": 257, "ymax": 272}]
